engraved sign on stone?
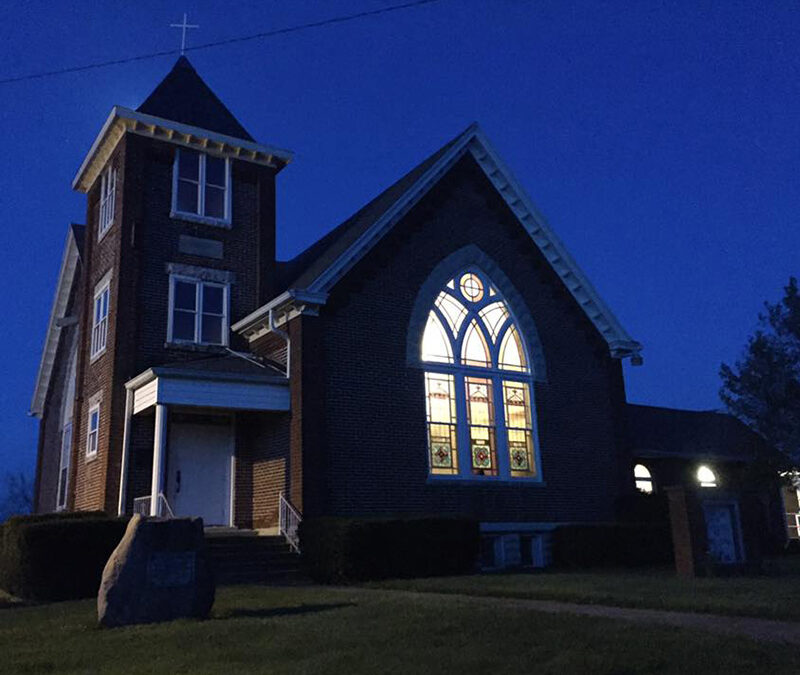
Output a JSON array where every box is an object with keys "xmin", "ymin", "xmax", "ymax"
[{"xmin": 147, "ymin": 551, "xmax": 196, "ymax": 587}]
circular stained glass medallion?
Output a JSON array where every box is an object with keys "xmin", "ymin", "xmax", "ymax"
[{"xmin": 459, "ymin": 273, "xmax": 484, "ymax": 302}]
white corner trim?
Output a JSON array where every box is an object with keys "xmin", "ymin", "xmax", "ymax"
[
  {"xmin": 73, "ymin": 106, "xmax": 294, "ymax": 193},
  {"xmin": 30, "ymin": 228, "xmax": 81, "ymax": 417},
  {"xmin": 304, "ymin": 125, "xmax": 642, "ymax": 359}
]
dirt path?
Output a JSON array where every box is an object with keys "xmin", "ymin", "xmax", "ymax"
[{"xmin": 358, "ymin": 588, "xmax": 800, "ymax": 645}]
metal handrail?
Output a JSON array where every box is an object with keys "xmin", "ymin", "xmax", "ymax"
[
  {"xmin": 787, "ymin": 512, "xmax": 800, "ymax": 539},
  {"xmin": 131, "ymin": 492, "xmax": 175, "ymax": 518},
  {"xmin": 279, "ymin": 491, "xmax": 302, "ymax": 553}
]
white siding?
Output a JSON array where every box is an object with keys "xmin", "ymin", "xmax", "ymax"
[
  {"xmin": 132, "ymin": 376, "xmax": 289, "ymax": 414},
  {"xmin": 133, "ymin": 380, "xmax": 158, "ymax": 414}
]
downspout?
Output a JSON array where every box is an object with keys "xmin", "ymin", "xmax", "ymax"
[
  {"xmin": 269, "ymin": 308, "xmax": 290, "ymax": 378},
  {"xmin": 117, "ymin": 388, "xmax": 133, "ymax": 516}
]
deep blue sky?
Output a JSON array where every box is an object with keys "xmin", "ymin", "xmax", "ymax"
[{"xmin": 1, "ymin": 0, "xmax": 799, "ymax": 482}]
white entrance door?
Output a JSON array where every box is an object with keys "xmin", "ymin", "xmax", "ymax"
[{"xmin": 166, "ymin": 419, "xmax": 233, "ymax": 526}]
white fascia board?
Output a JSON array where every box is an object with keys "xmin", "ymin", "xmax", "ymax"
[
  {"xmin": 72, "ymin": 106, "xmax": 295, "ymax": 192},
  {"xmin": 71, "ymin": 108, "xmax": 119, "ymax": 191},
  {"xmin": 305, "ymin": 125, "xmax": 641, "ymax": 358},
  {"xmin": 231, "ymin": 289, "xmax": 329, "ymax": 335},
  {"xmin": 307, "ymin": 127, "xmax": 477, "ymax": 295},
  {"xmin": 126, "ymin": 366, "xmax": 288, "ymax": 391},
  {"xmin": 30, "ymin": 230, "xmax": 80, "ymax": 417}
]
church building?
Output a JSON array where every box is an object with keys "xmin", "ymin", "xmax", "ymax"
[{"xmin": 30, "ymin": 58, "xmax": 794, "ymax": 566}]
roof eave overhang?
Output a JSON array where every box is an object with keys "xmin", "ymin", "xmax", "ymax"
[
  {"xmin": 232, "ymin": 289, "xmax": 329, "ymax": 342},
  {"xmin": 30, "ymin": 229, "xmax": 81, "ymax": 417},
  {"xmin": 299, "ymin": 125, "xmax": 643, "ymax": 361},
  {"xmin": 72, "ymin": 106, "xmax": 294, "ymax": 193},
  {"xmin": 125, "ymin": 366, "xmax": 288, "ymax": 391}
]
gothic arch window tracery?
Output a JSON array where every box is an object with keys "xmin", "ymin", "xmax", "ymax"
[{"xmin": 420, "ymin": 268, "xmax": 540, "ymax": 480}]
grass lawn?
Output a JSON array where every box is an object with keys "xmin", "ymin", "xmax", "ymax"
[
  {"xmin": 1, "ymin": 585, "xmax": 800, "ymax": 674},
  {"xmin": 376, "ymin": 557, "xmax": 800, "ymax": 621}
]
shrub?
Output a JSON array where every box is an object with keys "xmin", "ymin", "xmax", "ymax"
[
  {"xmin": 552, "ymin": 523, "xmax": 673, "ymax": 569},
  {"xmin": 615, "ymin": 493, "xmax": 670, "ymax": 524},
  {"xmin": 0, "ymin": 512, "xmax": 129, "ymax": 601},
  {"xmin": 300, "ymin": 516, "xmax": 480, "ymax": 583}
]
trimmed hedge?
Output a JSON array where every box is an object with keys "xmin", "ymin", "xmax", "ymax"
[
  {"xmin": 552, "ymin": 523, "xmax": 673, "ymax": 569},
  {"xmin": 615, "ymin": 493, "xmax": 670, "ymax": 524},
  {"xmin": 0, "ymin": 511, "xmax": 129, "ymax": 601},
  {"xmin": 300, "ymin": 516, "xmax": 480, "ymax": 583}
]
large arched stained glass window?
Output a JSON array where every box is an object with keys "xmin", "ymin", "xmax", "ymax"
[{"xmin": 421, "ymin": 269, "xmax": 539, "ymax": 479}]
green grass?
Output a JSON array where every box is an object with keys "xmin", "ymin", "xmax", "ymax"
[
  {"xmin": 376, "ymin": 558, "xmax": 800, "ymax": 621},
  {"xmin": 1, "ymin": 585, "xmax": 800, "ymax": 674}
]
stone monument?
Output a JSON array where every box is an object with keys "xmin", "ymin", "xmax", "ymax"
[{"xmin": 97, "ymin": 514, "xmax": 215, "ymax": 627}]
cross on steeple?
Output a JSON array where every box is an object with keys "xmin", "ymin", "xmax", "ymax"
[{"xmin": 170, "ymin": 13, "xmax": 199, "ymax": 55}]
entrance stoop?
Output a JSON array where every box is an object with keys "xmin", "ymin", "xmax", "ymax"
[{"xmin": 205, "ymin": 530, "xmax": 303, "ymax": 585}]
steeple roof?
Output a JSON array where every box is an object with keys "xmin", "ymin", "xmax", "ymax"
[{"xmin": 137, "ymin": 56, "xmax": 253, "ymax": 141}]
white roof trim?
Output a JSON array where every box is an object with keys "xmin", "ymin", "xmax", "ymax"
[
  {"xmin": 72, "ymin": 106, "xmax": 294, "ymax": 193},
  {"xmin": 232, "ymin": 289, "xmax": 328, "ymax": 340},
  {"xmin": 30, "ymin": 228, "xmax": 81, "ymax": 417},
  {"xmin": 304, "ymin": 125, "xmax": 642, "ymax": 358}
]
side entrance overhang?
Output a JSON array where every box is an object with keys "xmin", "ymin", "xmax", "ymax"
[{"xmin": 120, "ymin": 361, "xmax": 289, "ymax": 521}]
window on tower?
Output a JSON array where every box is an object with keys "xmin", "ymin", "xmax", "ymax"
[
  {"xmin": 168, "ymin": 274, "xmax": 229, "ymax": 346},
  {"xmin": 172, "ymin": 149, "xmax": 231, "ymax": 225},
  {"xmin": 98, "ymin": 165, "xmax": 116, "ymax": 239},
  {"xmin": 419, "ymin": 269, "xmax": 539, "ymax": 480},
  {"xmin": 90, "ymin": 275, "xmax": 111, "ymax": 360}
]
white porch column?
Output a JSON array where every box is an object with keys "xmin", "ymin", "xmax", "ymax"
[{"xmin": 150, "ymin": 403, "xmax": 168, "ymax": 517}]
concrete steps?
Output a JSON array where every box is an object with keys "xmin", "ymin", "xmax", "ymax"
[{"xmin": 205, "ymin": 532, "xmax": 302, "ymax": 585}]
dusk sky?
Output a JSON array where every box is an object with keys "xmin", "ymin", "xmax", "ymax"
[{"xmin": 1, "ymin": 0, "xmax": 798, "ymax": 482}]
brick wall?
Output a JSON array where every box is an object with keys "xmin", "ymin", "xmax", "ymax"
[
  {"xmin": 234, "ymin": 411, "xmax": 290, "ymax": 528},
  {"xmin": 66, "ymin": 131, "xmax": 277, "ymax": 515},
  {"xmin": 306, "ymin": 154, "xmax": 630, "ymax": 523}
]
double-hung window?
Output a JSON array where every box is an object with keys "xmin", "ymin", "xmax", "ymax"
[
  {"xmin": 56, "ymin": 423, "xmax": 72, "ymax": 509},
  {"xmin": 90, "ymin": 278, "xmax": 110, "ymax": 359},
  {"xmin": 98, "ymin": 166, "xmax": 116, "ymax": 238},
  {"xmin": 168, "ymin": 276, "xmax": 229, "ymax": 346},
  {"xmin": 86, "ymin": 404, "xmax": 100, "ymax": 458},
  {"xmin": 172, "ymin": 149, "xmax": 231, "ymax": 224},
  {"xmin": 420, "ymin": 269, "xmax": 540, "ymax": 480}
]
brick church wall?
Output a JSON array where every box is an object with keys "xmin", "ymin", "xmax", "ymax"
[
  {"xmin": 309, "ymin": 154, "xmax": 630, "ymax": 523},
  {"xmin": 234, "ymin": 411, "xmax": 290, "ymax": 528},
  {"xmin": 66, "ymin": 131, "xmax": 278, "ymax": 515}
]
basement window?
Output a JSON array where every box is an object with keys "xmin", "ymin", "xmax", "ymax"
[{"xmin": 172, "ymin": 149, "xmax": 231, "ymax": 225}]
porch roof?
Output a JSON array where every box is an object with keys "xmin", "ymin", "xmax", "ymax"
[{"xmin": 126, "ymin": 354, "xmax": 289, "ymax": 414}]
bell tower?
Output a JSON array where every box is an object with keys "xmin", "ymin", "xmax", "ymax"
[{"xmin": 67, "ymin": 57, "xmax": 293, "ymax": 513}]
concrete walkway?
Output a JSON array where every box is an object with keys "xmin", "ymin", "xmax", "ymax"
[{"xmin": 365, "ymin": 588, "xmax": 800, "ymax": 646}]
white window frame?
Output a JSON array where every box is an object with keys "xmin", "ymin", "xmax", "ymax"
[
  {"xmin": 56, "ymin": 422, "xmax": 72, "ymax": 510},
  {"xmin": 167, "ymin": 274, "xmax": 230, "ymax": 346},
  {"xmin": 171, "ymin": 149, "xmax": 232, "ymax": 227},
  {"xmin": 98, "ymin": 165, "xmax": 116, "ymax": 240},
  {"xmin": 90, "ymin": 276, "xmax": 111, "ymax": 361},
  {"xmin": 86, "ymin": 403, "xmax": 100, "ymax": 459}
]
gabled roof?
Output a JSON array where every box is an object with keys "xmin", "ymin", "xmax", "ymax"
[
  {"xmin": 137, "ymin": 56, "xmax": 253, "ymax": 141},
  {"xmin": 270, "ymin": 124, "xmax": 641, "ymax": 359},
  {"xmin": 627, "ymin": 403, "xmax": 768, "ymax": 462},
  {"xmin": 30, "ymin": 224, "xmax": 85, "ymax": 417}
]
